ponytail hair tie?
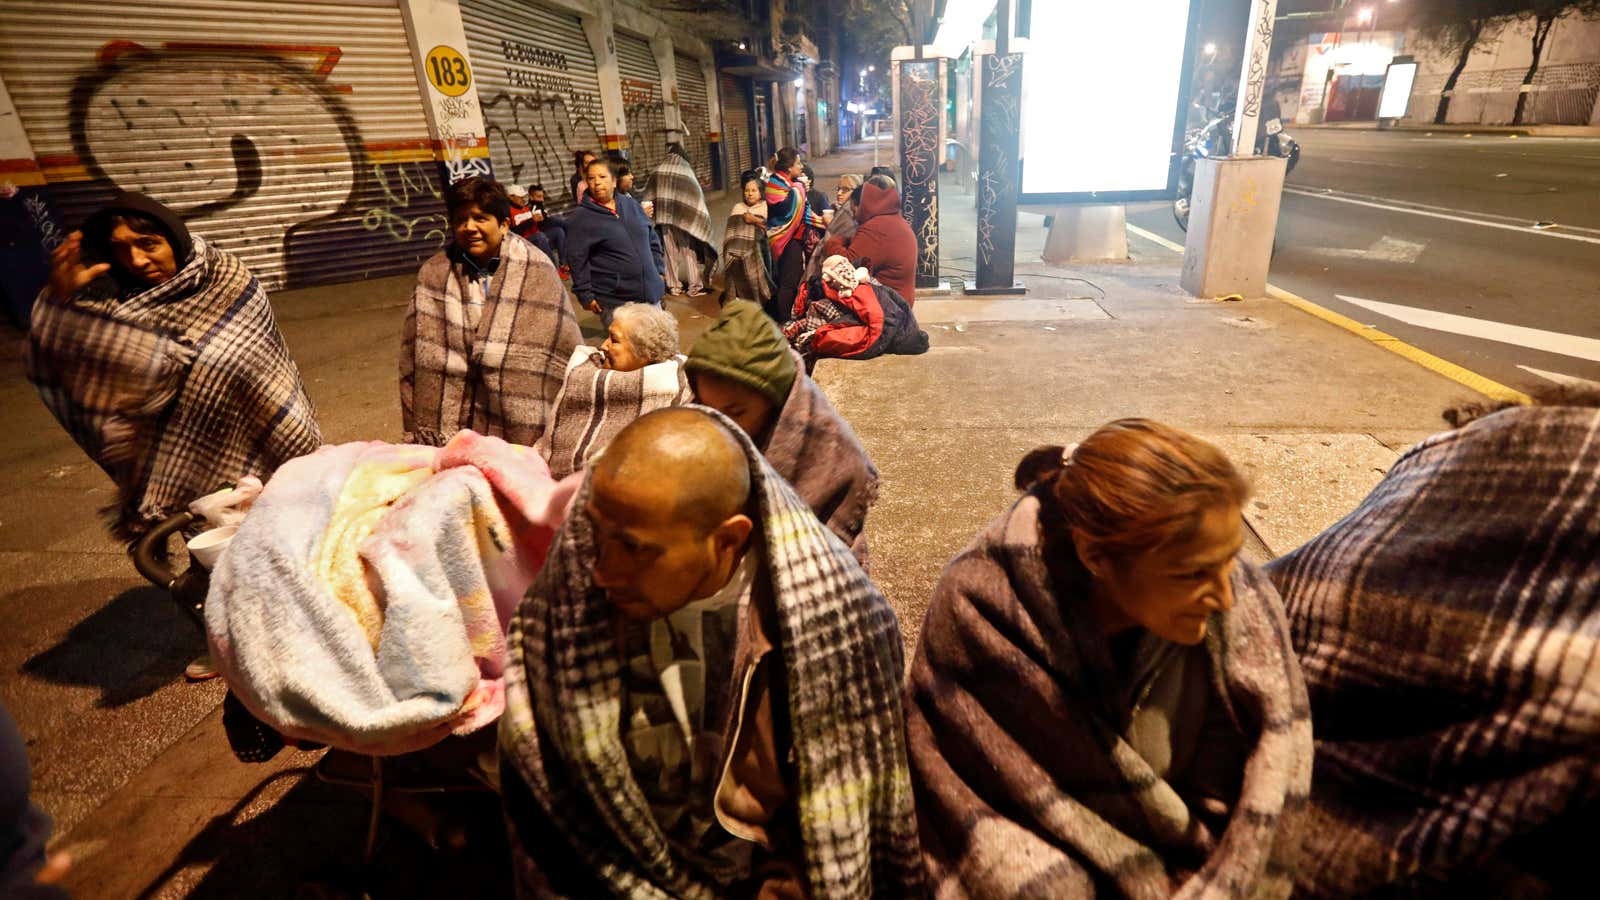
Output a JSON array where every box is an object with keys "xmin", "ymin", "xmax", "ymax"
[{"xmin": 1062, "ymin": 443, "xmax": 1081, "ymax": 466}]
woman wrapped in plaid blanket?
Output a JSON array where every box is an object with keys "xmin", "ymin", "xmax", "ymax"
[
  {"xmin": 1266, "ymin": 388, "xmax": 1600, "ymax": 898},
  {"xmin": 27, "ymin": 192, "xmax": 320, "ymax": 541},
  {"xmin": 907, "ymin": 420, "xmax": 1312, "ymax": 897}
]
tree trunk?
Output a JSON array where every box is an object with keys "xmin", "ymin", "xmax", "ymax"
[
  {"xmin": 1434, "ymin": 22, "xmax": 1483, "ymax": 126},
  {"xmin": 1512, "ymin": 16, "xmax": 1557, "ymax": 126}
]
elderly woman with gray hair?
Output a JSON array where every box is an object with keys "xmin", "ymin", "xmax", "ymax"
[
  {"xmin": 802, "ymin": 173, "xmax": 865, "ymax": 283},
  {"xmin": 535, "ymin": 303, "xmax": 693, "ymax": 478}
]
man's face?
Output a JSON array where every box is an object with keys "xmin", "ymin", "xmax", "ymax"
[
  {"xmin": 531, "ymin": 189, "xmax": 546, "ymax": 204},
  {"xmin": 586, "ymin": 472, "xmax": 747, "ymax": 620},
  {"xmin": 586, "ymin": 164, "xmax": 615, "ymax": 204},
  {"xmin": 1089, "ymin": 503, "xmax": 1244, "ymax": 646},
  {"xmin": 451, "ymin": 204, "xmax": 508, "ymax": 261},
  {"xmin": 693, "ymin": 373, "xmax": 778, "ymax": 443},
  {"xmin": 109, "ymin": 224, "xmax": 178, "ymax": 285},
  {"xmin": 601, "ymin": 320, "xmax": 648, "ymax": 372}
]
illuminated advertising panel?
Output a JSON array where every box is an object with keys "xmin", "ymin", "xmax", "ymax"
[
  {"xmin": 1379, "ymin": 60, "xmax": 1418, "ymax": 120},
  {"xmin": 1020, "ymin": 1, "xmax": 1201, "ymax": 203}
]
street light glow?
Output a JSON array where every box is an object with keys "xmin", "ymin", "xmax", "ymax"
[
  {"xmin": 867, "ymin": 65, "xmax": 875, "ymax": 72},
  {"xmin": 1203, "ymin": 42, "xmax": 1217, "ymax": 56},
  {"xmin": 1357, "ymin": 7, "xmax": 1374, "ymax": 25}
]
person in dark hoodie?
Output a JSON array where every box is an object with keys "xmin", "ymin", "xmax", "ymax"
[
  {"xmin": 565, "ymin": 156, "xmax": 665, "ymax": 324},
  {"xmin": 823, "ymin": 173, "xmax": 917, "ymax": 304}
]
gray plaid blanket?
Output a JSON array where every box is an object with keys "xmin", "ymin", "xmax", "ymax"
[
  {"xmin": 763, "ymin": 360, "xmax": 879, "ymax": 566},
  {"xmin": 500, "ymin": 405, "xmax": 922, "ymax": 898},
  {"xmin": 907, "ymin": 491, "xmax": 1312, "ymax": 898},
  {"xmin": 717, "ymin": 211, "xmax": 773, "ymax": 306},
  {"xmin": 27, "ymin": 236, "xmax": 320, "ymax": 539},
  {"xmin": 1266, "ymin": 404, "xmax": 1600, "ymax": 897},
  {"xmin": 647, "ymin": 153, "xmax": 714, "ymax": 258},
  {"xmin": 533, "ymin": 346, "xmax": 693, "ymax": 479},
  {"xmin": 401, "ymin": 233, "xmax": 581, "ymax": 447},
  {"xmin": 802, "ymin": 199, "xmax": 859, "ymax": 283}
]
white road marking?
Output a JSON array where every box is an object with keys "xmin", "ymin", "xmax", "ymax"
[
  {"xmin": 1288, "ymin": 187, "xmax": 1600, "ymax": 245},
  {"xmin": 1327, "ymin": 156, "xmax": 1428, "ymax": 169},
  {"xmin": 1517, "ymin": 365, "xmax": 1600, "ymax": 389},
  {"xmin": 1336, "ymin": 294, "xmax": 1600, "ymax": 362},
  {"xmin": 1126, "ymin": 223, "xmax": 1185, "ymax": 253},
  {"xmin": 1308, "ymin": 236, "xmax": 1426, "ymax": 263}
]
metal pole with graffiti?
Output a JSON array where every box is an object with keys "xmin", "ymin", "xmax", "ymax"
[
  {"xmin": 970, "ymin": 0, "xmax": 1025, "ymax": 295},
  {"xmin": 398, "ymin": 0, "xmax": 492, "ymax": 186},
  {"xmin": 1230, "ymin": 0, "xmax": 1277, "ymax": 158}
]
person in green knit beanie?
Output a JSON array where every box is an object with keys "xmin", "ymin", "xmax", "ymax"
[{"xmin": 686, "ymin": 300, "xmax": 880, "ymax": 564}]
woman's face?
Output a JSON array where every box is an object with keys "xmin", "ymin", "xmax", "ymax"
[
  {"xmin": 1083, "ymin": 503, "xmax": 1244, "ymax": 645},
  {"xmin": 742, "ymin": 181, "xmax": 762, "ymax": 206},
  {"xmin": 600, "ymin": 320, "xmax": 648, "ymax": 372},
  {"xmin": 580, "ymin": 153, "xmax": 596, "ymax": 172},
  {"xmin": 835, "ymin": 180, "xmax": 854, "ymax": 206},
  {"xmin": 787, "ymin": 158, "xmax": 804, "ymax": 178}
]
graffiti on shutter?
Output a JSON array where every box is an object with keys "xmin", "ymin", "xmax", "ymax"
[
  {"xmin": 673, "ymin": 52, "xmax": 712, "ymax": 188},
  {"xmin": 615, "ymin": 32, "xmax": 667, "ymax": 176}
]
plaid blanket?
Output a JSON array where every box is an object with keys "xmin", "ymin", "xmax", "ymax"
[
  {"xmin": 647, "ymin": 153, "xmax": 714, "ymax": 261},
  {"xmin": 533, "ymin": 346, "xmax": 694, "ymax": 479},
  {"xmin": 763, "ymin": 359, "xmax": 879, "ymax": 566},
  {"xmin": 401, "ymin": 233, "xmax": 581, "ymax": 447},
  {"xmin": 802, "ymin": 200, "xmax": 859, "ymax": 283},
  {"xmin": 27, "ymin": 236, "xmax": 320, "ymax": 540},
  {"xmin": 500, "ymin": 406, "xmax": 922, "ymax": 898},
  {"xmin": 907, "ymin": 491, "xmax": 1313, "ymax": 898},
  {"xmin": 1266, "ymin": 405, "xmax": 1600, "ymax": 897},
  {"xmin": 716, "ymin": 212, "xmax": 774, "ymax": 306}
]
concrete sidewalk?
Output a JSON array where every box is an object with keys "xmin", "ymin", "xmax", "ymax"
[{"xmin": 5, "ymin": 141, "xmax": 1479, "ymax": 897}]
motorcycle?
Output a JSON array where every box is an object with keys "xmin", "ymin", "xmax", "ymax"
[{"xmin": 1173, "ymin": 105, "xmax": 1300, "ymax": 232}]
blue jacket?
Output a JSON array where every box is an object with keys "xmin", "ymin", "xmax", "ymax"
[{"xmin": 565, "ymin": 193, "xmax": 664, "ymax": 307}]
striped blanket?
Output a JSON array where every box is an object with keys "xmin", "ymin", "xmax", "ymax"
[
  {"xmin": 1266, "ymin": 404, "xmax": 1600, "ymax": 897},
  {"xmin": 533, "ymin": 346, "xmax": 693, "ymax": 479},
  {"xmin": 907, "ymin": 491, "xmax": 1312, "ymax": 898},
  {"xmin": 646, "ymin": 152, "xmax": 715, "ymax": 261},
  {"xmin": 27, "ymin": 236, "xmax": 320, "ymax": 540},
  {"xmin": 764, "ymin": 171, "xmax": 823, "ymax": 259},
  {"xmin": 401, "ymin": 233, "xmax": 581, "ymax": 447},
  {"xmin": 500, "ymin": 406, "xmax": 922, "ymax": 898},
  {"xmin": 207, "ymin": 431, "xmax": 574, "ymax": 755},
  {"xmin": 716, "ymin": 211, "xmax": 774, "ymax": 306}
]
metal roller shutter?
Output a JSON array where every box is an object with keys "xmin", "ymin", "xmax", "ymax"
[
  {"xmin": 614, "ymin": 31, "xmax": 667, "ymax": 177},
  {"xmin": 460, "ymin": 0, "xmax": 605, "ymax": 209},
  {"xmin": 673, "ymin": 52, "xmax": 712, "ymax": 188},
  {"xmin": 0, "ymin": 0, "xmax": 443, "ymax": 291},
  {"xmin": 720, "ymin": 73, "xmax": 754, "ymax": 186}
]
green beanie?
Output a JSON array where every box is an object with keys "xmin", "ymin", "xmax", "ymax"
[{"xmin": 685, "ymin": 300, "xmax": 798, "ymax": 409}]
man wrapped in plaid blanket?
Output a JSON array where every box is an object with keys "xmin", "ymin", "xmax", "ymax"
[
  {"xmin": 27, "ymin": 192, "xmax": 320, "ymax": 541},
  {"xmin": 1266, "ymin": 393, "xmax": 1600, "ymax": 897},
  {"xmin": 501, "ymin": 407, "xmax": 922, "ymax": 898}
]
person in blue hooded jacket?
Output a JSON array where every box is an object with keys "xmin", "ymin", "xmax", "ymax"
[{"xmin": 564, "ymin": 156, "xmax": 664, "ymax": 324}]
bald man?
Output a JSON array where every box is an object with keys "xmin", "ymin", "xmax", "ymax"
[{"xmin": 500, "ymin": 407, "xmax": 922, "ymax": 898}]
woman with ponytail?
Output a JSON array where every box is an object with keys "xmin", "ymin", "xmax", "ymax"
[
  {"xmin": 761, "ymin": 147, "xmax": 824, "ymax": 323},
  {"xmin": 906, "ymin": 419, "xmax": 1312, "ymax": 898}
]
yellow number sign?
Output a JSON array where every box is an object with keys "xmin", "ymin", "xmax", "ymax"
[{"xmin": 425, "ymin": 45, "xmax": 471, "ymax": 97}]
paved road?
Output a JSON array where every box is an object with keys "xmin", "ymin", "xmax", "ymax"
[{"xmin": 1126, "ymin": 128, "xmax": 1600, "ymax": 391}]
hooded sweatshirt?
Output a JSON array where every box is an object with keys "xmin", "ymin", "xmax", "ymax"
[
  {"xmin": 823, "ymin": 181, "xmax": 917, "ymax": 305},
  {"xmin": 683, "ymin": 299, "xmax": 797, "ymax": 410},
  {"xmin": 564, "ymin": 192, "xmax": 665, "ymax": 309},
  {"xmin": 82, "ymin": 191, "xmax": 195, "ymax": 293}
]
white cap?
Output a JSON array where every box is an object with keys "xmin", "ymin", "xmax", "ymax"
[{"xmin": 507, "ymin": 184, "xmax": 529, "ymax": 198}]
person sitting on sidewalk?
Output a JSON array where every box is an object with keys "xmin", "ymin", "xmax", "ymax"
[
  {"xmin": 500, "ymin": 407, "xmax": 923, "ymax": 898},
  {"xmin": 647, "ymin": 143, "xmax": 716, "ymax": 297},
  {"xmin": 801, "ymin": 172, "xmax": 863, "ymax": 283},
  {"xmin": 785, "ymin": 255, "xmax": 929, "ymax": 365},
  {"xmin": 823, "ymin": 174, "xmax": 917, "ymax": 305},
  {"xmin": 401, "ymin": 176, "xmax": 581, "ymax": 446},
  {"xmin": 565, "ymin": 157, "xmax": 665, "ymax": 325},
  {"xmin": 535, "ymin": 303, "xmax": 692, "ymax": 479},
  {"xmin": 685, "ymin": 300, "xmax": 878, "ymax": 565},
  {"xmin": 1264, "ymin": 385, "xmax": 1600, "ymax": 898},
  {"xmin": 907, "ymin": 420, "xmax": 1313, "ymax": 897},
  {"xmin": 28, "ymin": 191, "xmax": 322, "ymax": 543},
  {"xmin": 716, "ymin": 171, "xmax": 773, "ymax": 308},
  {"xmin": 507, "ymin": 183, "xmax": 560, "ymax": 265}
]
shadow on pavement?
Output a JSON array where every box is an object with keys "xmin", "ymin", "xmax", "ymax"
[
  {"xmin": 20, "ymin": 581, "xmax": 205, "ymax": 708},
  {"xmin": 155, "ymin": 771, "xmax": 512, "ymax": 900}
]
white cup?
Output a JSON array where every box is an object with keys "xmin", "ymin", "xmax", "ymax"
[{"xmin": 187, "ymin": 525, "xmax": 239, "ymax": 571}]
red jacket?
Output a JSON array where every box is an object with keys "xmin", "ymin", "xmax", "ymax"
[{"xmin": 822, "ymin": 182, "xmax": 917, "ymax": 304}]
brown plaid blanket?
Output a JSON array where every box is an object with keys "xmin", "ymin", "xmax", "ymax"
[
  {"xmin": 763, "ymin": 359, "xmax": 879, "ymax": 566},
  {"xmin": 401, "ymin": 233, "xmax": 581, "ymax": 447},
  {"xmin": 717, "ymin": 211, "xmax": 774, "ymax": 306},
  {"xmin": 647, "ymin": 153, "xmax": 714, "ymax": 260},
  {"xmin": 500, "ymin": 405, "xmax": 922, "ymax": 898},
  {"xmin": 532, "ymin": 346, "xmax": 693, "ymax": 479},
  {"xmin": 28, "ymin": 236, "xmax": 320, "ymax": 540},
  {"xmin": 907, "ymin": 491, "xmax": 1313, "ymax": 898},
  {"xmin": 1266, "ymin": 405, "xmax": 1600, "ymax": 897}
]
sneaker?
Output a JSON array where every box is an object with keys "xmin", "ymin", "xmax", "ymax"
[{"xmin": 185, "ymin": 654, "xmax": 221, "ymax": 682}]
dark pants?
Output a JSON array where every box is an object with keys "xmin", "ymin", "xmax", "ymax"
[{"xmin": 768, "ymin": 239, "xmax": 805, "ymax": 324}]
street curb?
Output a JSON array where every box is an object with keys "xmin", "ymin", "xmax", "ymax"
[{"xmin": 1264, "ymin": 286, "xmax": 1531, "ymax": 404}]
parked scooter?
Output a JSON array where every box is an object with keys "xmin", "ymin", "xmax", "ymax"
[{"xmin": 1173, "ymin": 104, "xmax": 1300, "ymax": 231}]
